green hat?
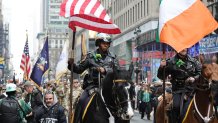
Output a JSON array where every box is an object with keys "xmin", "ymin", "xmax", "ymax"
[
  {"xmin": 6, "ymin": 83, "xmax": 17, "ymax": 92},
  {"xmin": 24, "ymin": 81, "xmax": 34, "ymax": 87}
]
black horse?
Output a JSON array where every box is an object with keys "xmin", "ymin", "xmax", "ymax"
[{"xmin": 81, "ymin": 64, "xmax": 134, "ymax": 123}]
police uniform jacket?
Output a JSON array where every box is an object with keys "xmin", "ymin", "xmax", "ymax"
[
  {"xmin": 157, "ymin": 54, "xmax": 201, "ymax": 91},
  {"xmin": 73, "ymin": 49, "xmax": 119, "ymax": 88}
]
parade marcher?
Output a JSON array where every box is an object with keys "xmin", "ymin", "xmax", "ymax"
[
  {"xmin": 24, "ymin": 81, "xmax": 43, "ymax": 123},
  {"xmin": 35, "ymin": 91, "xmax": 67, "ymax": 123},
  {"xmin": 67, "ymin": 79, "xmax": 83, "ymax": 111},
  {"xmin": 0, "ymin": 83, "xmax": 32, "ymax": 123},
  {"xmin": 157, "ymin": 48, "xmax": 201, "ymax": 123},
  {"xmin": 137, "ymin": 85, "xmax": 143, "ymax": 113},
  {"xmin": 55, "ymin": 84, "xmax": 66, "ymax": 108},
  {"xmin": 0, "ymin": 85, "xmax": 7, "ymax": 99},
  {"xmin": 129, "ymin": 82, "xmax": 136, "ymax": 110},
  {"xmin": 44, "ymin": 81, "xmax": 54, "ymax": 92},
  {"xmin": 68, "ymin": 33, "xmax": 119, "ymax": 123},
  {"xmin": 140, "ymin": 83, "xmax": 152, "ymax": 120}
]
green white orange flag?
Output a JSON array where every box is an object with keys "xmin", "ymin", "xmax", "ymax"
[{"xmin": 159, "ymin": 0, "xmax": 218, "ymax": 52}]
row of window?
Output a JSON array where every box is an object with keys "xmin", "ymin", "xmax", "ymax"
[
  {"xmin": 48, "ymin": 39, "xmax": 64, "ymax": 48},
  {"xmin": 48, "ymin": 29, "xmax": 68, "ymax": 33},
  {"xmin": 50, "ymin": 5, "xmax": 60, "ymax": 9},
  {"xmin": 114, "ymin": 0, "xmax": 135, "ymax": 14},
  {"xmin": 49, "ymin": 21, "xmax": 68, "ymax": 25},
  {"xmin": 50, "ymin": 0, "xmax": 62, "ymax": 3},
  {"xmin": 114, "ymin": 0, "xmax": 149, "ymax": 30}
]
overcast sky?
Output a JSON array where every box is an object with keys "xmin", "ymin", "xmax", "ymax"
[{"xmin": 2, "ymin": 0, "xmax": 41, "ymax": 75}]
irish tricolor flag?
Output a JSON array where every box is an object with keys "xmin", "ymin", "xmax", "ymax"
[{"xmin": 159, "ymin": 0, "xmax": 218, "ymax": 52}]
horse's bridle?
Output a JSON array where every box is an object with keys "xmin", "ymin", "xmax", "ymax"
[
  {"xmin": 111, "ymin": 79, "xmax": 132, "ymax": 117},
  {"xmin": 193, "ymin": 75, "xmax": 216, "ymax": 123},
  {"xmin": 194, "ymin": 75, "xmax": 211, "ymax": 91}
]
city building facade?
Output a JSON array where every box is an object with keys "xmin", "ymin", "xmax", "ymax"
[
  {"xmin": 0, "ymin": 0, "xmax": 10, "ymax": 83},
  {"xmin": 39, "ymin": 0, "xmax": 69, "ymax": 80}
]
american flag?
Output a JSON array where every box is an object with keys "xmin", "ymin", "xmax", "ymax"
[
  {"xmin": 20, "ymin": 37, "xmax": 31, "ymax": 79},
  {"xmin": 60, "ymin": 0, "xmax": 121, "ymax": 34}
]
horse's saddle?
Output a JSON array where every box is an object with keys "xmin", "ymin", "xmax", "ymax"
[{"xmin": 73, "ymin": 89, "xmax": 97, "ymax": 123}]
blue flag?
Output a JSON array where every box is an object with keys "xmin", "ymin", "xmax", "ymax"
[{"xmin": 30, "ymin": 37, "xmax": 49, "ymax": 86}]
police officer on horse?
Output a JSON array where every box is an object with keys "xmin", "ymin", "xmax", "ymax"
[
  {"xmin": 157, "ymin": 48, "xmax": 201, "ymax": 123},
  {"xmin": 68, "ymin": 33, "xmax": 119, "ymax": 123}
]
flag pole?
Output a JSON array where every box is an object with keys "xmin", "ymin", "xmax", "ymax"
[
  {"xmin": 162, "ymin": 43, "xmax": 166, "ymax": 123},
  {"xmin": 69, "ymin": 31, "xmax": 76, "ymax": 123}
]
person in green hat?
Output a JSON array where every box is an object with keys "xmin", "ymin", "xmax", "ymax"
[
  {"xmin": 0, "ymin": 83, "xmax": 32, "ymax": 123},
  {"xmin": 24, "ymin": 81, "xmax": 43, "ymax": 123}
]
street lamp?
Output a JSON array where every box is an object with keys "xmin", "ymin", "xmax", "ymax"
[
  {"xmin": 134, "ymin": 58, "xmax": 141, "ymax": 84},
  {"xmin": 133, "ymin": 27, "xmax": 141, "ymax": 84}
]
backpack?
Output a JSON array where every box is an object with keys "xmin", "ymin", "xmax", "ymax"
[{"xmin": 0, "ymin": 97, "xmax": 20, "ymax": 123}]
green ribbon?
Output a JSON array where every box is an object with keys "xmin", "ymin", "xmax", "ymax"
[{"xmin": 176, "ymin": 59, "xmax": 185, "ymax": 67}]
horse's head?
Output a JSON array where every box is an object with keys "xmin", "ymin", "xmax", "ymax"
[
  {"xmin": 194, "ymin": 63, "xmax": 218, "ymax": 92},
  {"xmin": 111, "ymin": 63, "xmax": 134, "ymax": 120}
]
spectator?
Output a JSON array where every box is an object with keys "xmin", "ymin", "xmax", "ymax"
[
  {"xmin": 140, "ymin": 84, "xmax": 152, "ymax": 120},
  {"xmin": 35, "ymin": 91, "xmax": 67, "ymax": 123}
]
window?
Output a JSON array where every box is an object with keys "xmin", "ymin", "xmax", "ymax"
[
  {"xmin": 141, "ymin": 1, "xmax": 143, "ymax": 18},
  {"xmin": 50, "ymin": 5, "xmax": 59, "ymax": 9},
  {"xmin": 133, "ymin": 7, "xmax": 135, "ymax": 22},
  {"xmin": 135, "ymin": 5, "xmax": 137, "ymax": 21},
  {"xmin": 147, "ymin": 0, "xmax": 149, "ymax": 15},
  {"xmin": 50, "ymin": 16, "xmax": 59, "ymax": 19},
  {"xmin": 144, "ymin": 0, "xmax": 146, "ymax": 16},
  {"xmin": 130, "ymin": 8, "xmax": 132, "ymax": 24},
  {"xmin": 50, "ymin": 21, "xmax": 62, "ymax": 24},
  {"xmin": 138, "ymin": 3, "xmax": 140, "ymax": 20}
]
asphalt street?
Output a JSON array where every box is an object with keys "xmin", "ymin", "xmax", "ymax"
[
  {"xmin": 109, "ymin": 111, "xmax": 153, "ymax": 123},
  {"xmin": 130, "ymin": 111, "xmax": 153, "ymax": 123}
]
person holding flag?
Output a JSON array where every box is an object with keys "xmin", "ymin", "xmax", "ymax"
[
  {"xmin": 157, "ymin": 0, "xmax": 218, "ymax": 122},
  {"xmin": 68, "ymin": 33, "xmax": 119, "ymax": 123},
  {"xmin": 157, "ymin": 48, "xmax": 201, "ymax": 123}
]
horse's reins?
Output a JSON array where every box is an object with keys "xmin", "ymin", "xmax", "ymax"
[
  {"xmin": 193, "ymin": 93, "xmax": 214, "ymax": 123},
  {"xmin": 98, "ymin": 72, "xmax": 114, "ymax": 119},
  {"xmin": 192, "ymin": 76, "xmax": 216, "ymax": 123}
]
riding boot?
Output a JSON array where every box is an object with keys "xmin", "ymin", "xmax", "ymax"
[
  {"xmin": 167, "ymin": 109, "xmax": 173, "ymax": 123},
  {"xmin": 172, "ymin": 110, "xmax": 180, "ymax": 123}
]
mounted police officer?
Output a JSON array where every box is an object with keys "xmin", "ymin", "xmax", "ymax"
[
  {"xmin": 157, "ymin": 48, "xmax": 201, "ymax": 123},
  {"xmin": 68, "ymin": 33, "xmax": 119, "ymax": 123}
]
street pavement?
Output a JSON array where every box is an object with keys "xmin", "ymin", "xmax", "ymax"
[
  {"xmin": 130, "ymin": 111, "xmax": 153, "ymax": 123},
  {"xmin": 109, "ymin": 110, "xmax": 154, "ymax": 123}
]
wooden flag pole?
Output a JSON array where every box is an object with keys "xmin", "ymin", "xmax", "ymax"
[
  {"xmin": 69, "ymin": 31, "xmax": 76, "ymax": 123},
  {"xmin": 162, "ymin": 43, "xmax": 166, "ymax": 123}
]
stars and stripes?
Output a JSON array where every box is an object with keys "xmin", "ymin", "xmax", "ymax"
[
  {"xmin": 20, "ymin": 36, "xmax": 31, "ymax": 79},
  {"xmin": 60, "ymin": 0, "xmax": 121, "ymax": 34}
]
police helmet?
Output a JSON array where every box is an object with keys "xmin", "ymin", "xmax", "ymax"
[
  {"xmin": 6, "ymin": 83, "xmax": 17, "ymax": 92},
  {"xmin": 95, "ymin": 33, "xmax": 112, "ymax": 46}
]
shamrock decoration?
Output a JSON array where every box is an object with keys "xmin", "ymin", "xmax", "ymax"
[
  {"xmin": 94, "ymin": 54, "xmax": 102, "ymax": 61},
  {"xmin": 176, "ymin": 59, "xmax": 185, "ymax": 67}
]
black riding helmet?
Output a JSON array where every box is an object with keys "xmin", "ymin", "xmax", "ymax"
[{"xmin": 95, "ymin": 33, "xmax": 112, "ymax": 46}]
